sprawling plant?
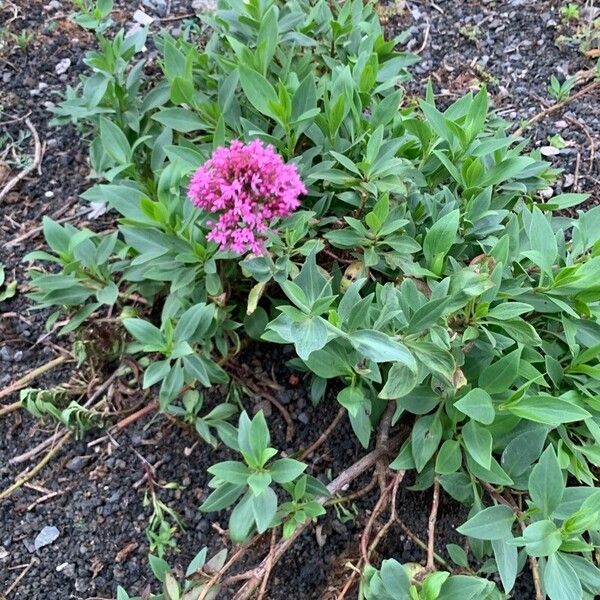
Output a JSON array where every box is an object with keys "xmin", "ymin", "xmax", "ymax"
[{"xmin": 26, "ymin": 0, "xmax": 600, "ymax": 597}]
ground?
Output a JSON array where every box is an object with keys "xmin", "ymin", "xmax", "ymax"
[{"xmin": 0, "ymin": 0, "xmax": 599, "ymax": 598}]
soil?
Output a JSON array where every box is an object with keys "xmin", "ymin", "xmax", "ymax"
[{"xmin": 1, "ymin": 0, "xmax": 598, "ymax": 598}]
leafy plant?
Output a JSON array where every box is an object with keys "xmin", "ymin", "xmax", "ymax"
[
  {"xmin": 200, "ymin": 410, "xmax": 327, "ymax": 542},
  {"xmin": 548, "ymin": 73, "xmax": 576, "ymax": 102},
  {"xmin": 71, "ymin": 0, "xmax": 114, "ymax": 32},
  {"xmin": 362, "ymin": 559, "xmax": 502, "ymax": 600},
  {"xmin": 117, "ymin": 547, "xmax": 227, "ymax": 600},
  {"xmin": 20, "ymin": 387, "xmax": 103, "ymax": 437},
  {"xmin": 25, "ymin": 0, "xmax": 600, "ymax": 596},
  {"xmin": 560, "ymin": 3, "xmax": 581, "ymax": 22},
  {"xmin": 0, "ymin": 262, "xmax": 17, "ymax": 302}
]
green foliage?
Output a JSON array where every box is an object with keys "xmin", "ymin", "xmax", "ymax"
[
  {"xmin": 26, "ymin": 0, "xmax": 600, "ymax": 595},
  {"xmin": 20, "ymin": 387, "xmax": 103, "ymax": 437},
  {"xmin": 71, "ymin": 0, "xmax": 114, "ymax": 32},
  {"xmin": 200, "ymin": 410, "xmax": 327, "ymax": 542},
  {"xmin": 116, "ymin": 547, "xmax": 227, "ymax": 600},
  {"xmin": 362, "ymin": 559, "xmax": 502, "ymax": 600},
  {"xmin": 0, "ymin": 262, "xmax": 17, "ymax": 302},
  {"xmin": 547, "ymin": 74, "xmax": 576, "ymax": 102}
]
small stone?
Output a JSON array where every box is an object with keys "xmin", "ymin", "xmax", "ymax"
[
  {"xmin": 0, "ymin": 347, "xmax": 11, "ymax": 361},
  {"xmin": 44, "ymin": 191, "xmax": 54, "ymax": 198},
  {"xmin": 133, "ymin": 9, "xmax": 154, "ymax": 25},
  {"xmin": 55, "ymin": 58, "xmax": 71, "ymax": 75},
  {"xmin": 0, "ymin": 547, "xmax": 8, "ymax": 560},
  {"xmin": 297, "ymin": 412, "xmax": 309, "ymax": 425},
  {"xmin": 56, "ymin": 562, "xmax": 75, "ymax": 577},
  {"xmin": 563, "ymin": 173, "xmax": 575, "ymax": 188},
  {"xmin": 66, "ymin": 456, "xmax": 91, "ymax": 473},
  {"xmin": 13, "ymin": 351, "xmax": 23, "ymax": 362},
  {"xmin": 555, "ymin": 120, "xmax": 568, "ymax": 129},
  {"xmin": 539, "ymin": 187, "xmax": 554, "ymax": 200},
  {"xmin": 34, "ymin": 526, "xmax": 60, "ymax": 551},
  {"xmin": 540, "ymin": 146, "xmax": 560, "ymax": 157},
  {"xmin": 141, "ymin": 0, "xmax": 168, "ymax": 17}
]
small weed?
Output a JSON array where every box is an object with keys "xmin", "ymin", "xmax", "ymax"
[
  {"xmin": 13, "ymin": 30, "xmax": 34, "ymax": 49},
  {"xmin": 459, "ymin": 24, "xmax": 481, "ymax": 42},
  {"xmin": 560, "ymin": 2, "xmax": 581, "ymax": 22},
  {"xmin": 547, "ymin": 73, "xmax": 577, "ymax": 101},
  {"xmin": 548, "ymin": 133, "xmax": 568, "ymax": 149}
]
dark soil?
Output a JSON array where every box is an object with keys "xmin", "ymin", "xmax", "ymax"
[{"xmin": 1, "ymin": 0, "xmax": 598, "ymax": 598}]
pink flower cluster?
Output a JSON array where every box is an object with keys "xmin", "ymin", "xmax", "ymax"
[{"xmin": 188, "ymin": 140, "xmax": 306, "ymax": 254}]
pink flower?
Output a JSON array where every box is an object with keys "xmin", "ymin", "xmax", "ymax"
[{"xmin": 188, "ymin": 140, "xmax": 306, "ymax": 254}]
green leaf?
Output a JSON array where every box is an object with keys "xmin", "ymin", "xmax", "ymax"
[
  {"xmin": 247, "ymin": 471, "xmax": 272, "ymax": 496},
  {"xmin": 173, "ymin": 303, "xmax": 213, "ymax": 342},
  {"xmin": 507, "ymin": 395, "xmax": 591, "ymax": 425},
  {"xmin": 487, "ymin": 302, "xmax": 534, "ymax": 320},
  {"xmin": 350, "ymin": 330, "xmax": 416, "ymax": 368},
  {"xmin": 406, "ymin": 297, "xmax": 451, "ymax": 334},
  {"xmin": 435, "ymin": 440, "xmax": 462, "ymax": 474},
  {"xmin": 519, "ymin": 520, "xmax": 562, "ymax": 557},
  {"xmin": 491, "ymin": 537, "xmax": 518, "ymax": 593},
  {"xmin": 200, "ymin": 482, "xmax": 245, "ymax": 512},
  {"xmin": 379, "ymin": 362, "xmax": 418, "ymax": 399},
  {"xmin": 337, "ymin": 385, "xmax": 365, "ymax": 418},
  {"xmin": 152, "ymin": 107, "xmax": 205, "ymax": 132},
  {"xmin": 270, "ymin": 458, "xmax": 307, "ymax": 484},
  {"xmin": 478, "ymin": 347, "xmax": 522, "ymax": 394},
  {"xmin": 454, "ymin": 388, "xmax": 495, "ymax": 425},
  {"xmin": 207, "ymin": 461, "xmax": 250, "ymax": 485},
  {"xmin": 238, "ymin": 64, "xmax": 279, "ymax": 121},
  {"xmin": 544, "ymin": 552, "xmax": 583, "ymax": 600},
  {"xmin": 456, "ymin": 505, "xmax": 515, "ymax": 540},
  {"xmin": 528, "ymin": 445, "xmax": 564, "ymax": 517},
  {"xmin": 462, "ymin": 420, "xmax": 492, "ymax": 470},
  {"xmin": 251, "ymin": 487, "xmax": 278, "ymax": 533},
  {"xmin": 411, "ymin": 413, "xmax": 443, "ymax": 472},
  {"xmin": 423, "ymin": 209, "xmax": 460, "ymax": 274},
  {"xmin": 527, "ymin": 207, "xmax": 557, "ymax": 274},
  {"xmin": 149, "ymin": 555, "xmax": 170, "ymax": 582},
  {"xmin": 99, "ymin": 117, "xmax": 131, "ymax": 164},
  {"xmin": 290, "ymin": 316, "xmax": 329, "ymax": 360},
  {"xmin": 143, "ymin": 360, "xmax": 171, "ymax": 388},
  {"xmin": 123, "ymin": 318, "xmax": 164, "ymax": 346}
]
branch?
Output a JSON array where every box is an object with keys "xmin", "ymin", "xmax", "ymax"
[
  {"xmin": 230, "ymin": 432, "xmax": 405, "ymax": 599},
  {"xmin": 0, "ymin": 117, "xmax": 43, "ymax": 201}
]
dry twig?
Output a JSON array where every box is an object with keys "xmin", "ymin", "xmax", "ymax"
[
  {"xmin": 0, "ymin": 118, "xmax": 43, "ymax": 201},
  {"xmin": 300, "ymin": 407, "xmax": 345, "ymax": 460},
  {"xmin": 0, "ymin": 355, "xmax": 68, "ymax": 411},
  {"xmin": 426, "ymin": 479, "xmax": 440, "ymax": 572}
]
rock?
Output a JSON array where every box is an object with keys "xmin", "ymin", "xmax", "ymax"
[
  {"xmin": 133, "ymin": 9, "xmax": 154, "ymax": 25},
  {"xmin": 540, "ymin": 146, "xmax": 560, "ymax": 156},
  {"xmin": 55, "ymin": 58, "xmax": 71, "ymax": 75},
  {"xmin": 563, "ymin": 173, "xmax": 575, "ymax": 188},
  {"xmin": 66, "ymin": 456, "xmax": 91, "ymax": 473},
  {"xmin": 56, "ymin": 562, "xmax": 76, "ymax": 577},
  {"xmin": 0, "ymin": 347, "xmax": 11, "ymax": 361},
  {"xmin": 34, "ymin": 526, "xmax": 60, "ymax": 551},
  {"xmin": 539, "ymin": 187, "xmax": 554, "ymax": 200},
  {"xmin": 141, "ymin": 0, "xmax": 168, "ymax": 17},
  {"xmin": 13, "ymin": 351, "xmax": 23, "ymax": 362},
  {"xmin": 0, "ymin": 547, "xmax": 8, "ymax": 560}
]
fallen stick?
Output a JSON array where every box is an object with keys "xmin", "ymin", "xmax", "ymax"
[
  {"xmin": 230, "ymin": 432, "xmax": 405, "ymax": 600},
  {"xmin": 0, "ymin": 355, "xmax": 68, "ymax": 409},
  {"xmin": 514, "ymin": 80, "xmax": 600, "ymax": 137},
  {"xmin": 300, "ymin": 407, "xmax": 345, "ymax": 459},
  {"xmin": 0, "ymin": 117, "xmax": 43, "ymax": 201},
  {"xmin": 426, "ymin": 479, "xmax": 440, "ymax": 571},
  {"xmin": 0, "ymin": 432, "xmax": 72, "ymax": 502}
]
